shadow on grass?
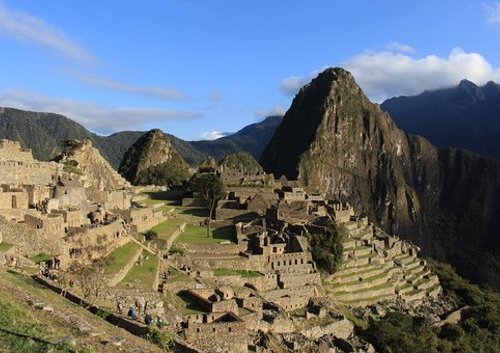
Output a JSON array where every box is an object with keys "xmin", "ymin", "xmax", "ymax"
[
  {"xmin": 212, "ymin": 226, "xmax": 236, "ymax": 242},
  {"xmin": 180, "ymin": 208, "xmax": 209, "ymax": 218},
  {"xmin": 177, "ymin": 291, "xmax": 208, "ymax": 314},
  {"xmin": 146, "ymin": 190, "xmax": 185, "ymax": 201}
]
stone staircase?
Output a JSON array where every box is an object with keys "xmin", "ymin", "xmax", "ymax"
[{"xmin": 326, "ymin": 217, "xmax": 442, "ymax": 306}]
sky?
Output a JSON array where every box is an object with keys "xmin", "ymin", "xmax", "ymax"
[{"xmin": 0, "ymin": 0, "xmax": 499, "ymax": 140}]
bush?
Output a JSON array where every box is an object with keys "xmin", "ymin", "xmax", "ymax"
[
  {"xmin": 143, "ymin": 230, "xmax": 158, "ymax": 242},
  {"xmin": 146, "ymin": 328, "xmax": 174, "ymax": 349},
  {"xmin": 308, "ymin": 224, "xmax": 344, "ymax": 273}
]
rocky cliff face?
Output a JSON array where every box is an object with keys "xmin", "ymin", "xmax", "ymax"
[
  {"xmin": 118, "ymin": 129, "xmax": 189, "ymax": 184},
  {"xmin": 261, "ymin": 68, "xmax": 500, "ymax": 289}
]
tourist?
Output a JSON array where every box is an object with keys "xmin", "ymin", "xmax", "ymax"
[
  {"xmin": 144, "ymin": 313, "xmax": 153, "ymax": 326},
  {"xmin": 127, "ymin": 306, "xmax": 137, "ymax": 320},
  {"xmin": 117, "ymin": 301, "xmax": 124, "ymax": 314}
]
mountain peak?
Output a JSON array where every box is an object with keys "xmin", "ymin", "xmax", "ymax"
[{"xmin": 458, "ymin": 79, "xmax": 477, "ymax": 89}]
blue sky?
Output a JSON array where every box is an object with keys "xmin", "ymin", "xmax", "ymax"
[{"xmin": 0, "ymin": 0, "xmax": 499, "ymax": 140}]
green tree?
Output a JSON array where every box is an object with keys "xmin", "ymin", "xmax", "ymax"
[
  {"xmin": 308, "ymin": 224, "xmax": 344, "ymax": 273},
  {"xmin": 189, "ymin": 173, "xmax": 225, "ymax": 237},
  {"xmin": 135, "ymin": 156, "xmax": 190, "ymax": 187}
]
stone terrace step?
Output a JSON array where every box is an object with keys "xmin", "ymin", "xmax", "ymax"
[
  {"xmin": 335, "ymin": 281, "xmax": 396, "ymax": 302},
  {"xmin": 395, "ymin": 254, "xmax": 418, "ymax": 265},
  {"xmin": 403, "ymin": 288, "xmax": 427, "ymax": 302},
  {"xmin": 331, "ymin": 271, "xmax": 391, "ymax": 293},
  {"xmin": 353, "ymin": 246, "xmax": 373, "ymax": 257},
  {"xmin": 416, "ymin": 276, "xmax": 439, "ymax": 290},
  {"xmin": 333, "ymin": 263, "xmax": 374, "ymax": 277},
  {"xmin": 334, "ymin": 262, "xmax": 393, "ymax": 283},
  {"xmin": 404, "ymin": 258, "xmax": 423, "ymax": 271},
  {"xmin": 427, "ymin": 283, "xmax": 441, "ymax": 297},
  {"xmin": 343, "ymin": 239, "xmax": 357, "ymax": 250},
  {"xmin": 406, "ymin": 267, "xmax": 429, "ymax": 284},
  {"xmin": 344, "ymin": 221, "xmax": 358, "ymax": 231},
  {"xmin": 351, "ymin": 230, "xmax": 372, "ymax": 241},
  {"xmin": 397, "ymin": 282, "xmax": 414, "ymax": 295},
  {"xmin": 342, "ymin": 293, "xmax": 397, "ymax": 307}
]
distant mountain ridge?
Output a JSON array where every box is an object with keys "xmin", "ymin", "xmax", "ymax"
[
  {"xmin": 381, "ymin": 80, "xmax": 500, "ymax": 160},
  {"xmin": 0, "ymin": 106, "xmax": 282, "ymax": 168}
]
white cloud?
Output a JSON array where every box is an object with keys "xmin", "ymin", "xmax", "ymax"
[
  {"xmin": 280, "ymin": 45, "xmax": 500, "ymax": 102},
  {"xmin": 199, "ymin": 130, "xmax": 229, "ymax": 140},
  {"xmin": 76, "ymin": 74, "xmax": 188, "ymax": 101},
  {"xmin": 0, "ymin": 89, "xmax": 202, "ymax": 134},
  {"xmin": 280, "ymin": 76, "xmax": 309, "ymax": 96},
  {"xmin": 255, "ymin": 105, "xmax": 286, "ymax": 118},
  {"xmin": 344, "ymin": 47, "xmax": 500, "ymax": 101},
  {"xmin": 485, "ymin": 2, "xmax": 500, "ymax": 24},
  {"xmin": 385, "ymin": 41, "xmax": 415, "ymax": 53},
  {"xmin": 0, "ymin": 1, "xmax": 94, "ymax": 62}
]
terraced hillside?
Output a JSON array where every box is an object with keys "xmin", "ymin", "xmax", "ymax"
[{"xmin": 325, "ymin": 212, "xmax": 441, "ymax": 307}]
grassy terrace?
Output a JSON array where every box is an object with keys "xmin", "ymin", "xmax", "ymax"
[
  {"xmin": 0, "ymin": 243, "xmax": 13, "ymax": 253},
  {"xmin": 342, "ymin": 293, "xmax": 394, "ymax": 305},
  {"xmin": 334, "ymin": 281, "xmax": 394, "ymax": 296},
  {"xmin": 151, "ymin": 219, "xmax": 184, "ymax": 238},
  {"xmin": 30, "ymin": 253, "xmax": 54, "ymax": 264},
  {"xmin": 117, "ymin": 251, "xmax": 158, "ymax": 290},
  {"xmin": 213, "ymin": 268, "xmax": 261, "ymax": 278},
  {"xmin": 330, "ymin": 269, "xmax": 390, "ymax": 288},
  {"xmin": 176, "ymin": 225, "xmax": 236, "ymax": 244},
  {"xmin": 104, "ymin": 241, "xmax": 141, "ymax": 276}
]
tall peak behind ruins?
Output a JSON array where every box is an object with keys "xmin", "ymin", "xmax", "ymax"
[
  {"xmin": 118, "ymin": 129, "xmax": 189, "ymax": 185},
  {"xmin": 261, "ymin": 67, "xmax": 500, "ymax": 290}
]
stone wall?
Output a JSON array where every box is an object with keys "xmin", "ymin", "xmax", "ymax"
[
  {"xmin": 0, "ymin": 139, "xmax": 34, "ymax": 162},
  {"xmin": 0, "ymin": 161, "xmax": 59, "ymax": 186},
  {"xmin": 215, "ymin": 208, "xmax": 259, "ymax": 221},
  {"xmin": 301, "ymin": 319, "xmax": 354, "ymax": 340},
  {"xmin": 0, "ymin": 189, "xmax": 29, "ymax": 209},
  {"xmin": 85, "ymin": 189, "xmax": 132, "ymax": 210},
  {"xmin": 184, "ymin": 319, "xmax": 247, "ymax": 353}
]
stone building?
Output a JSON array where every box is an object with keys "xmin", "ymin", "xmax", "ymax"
[{"xmin": 184, "ymin": 312, "xmax": 248, "ymax": 353}]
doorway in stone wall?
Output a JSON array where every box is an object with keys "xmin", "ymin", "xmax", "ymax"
[{"xmin": 11, "ymin": 195, "xmax": 17, "ymax": 208}]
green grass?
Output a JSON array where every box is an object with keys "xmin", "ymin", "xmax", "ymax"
[
  {"xmin": 103, "ymin": 242, "xmax": 141, "ymax": 276},
  {"xmin": 151, "ymin": 219, "xmax": 184, "ymax": 238},
  {"xmin": 117, "ymin": 251, "xmax": 158, "ymax": 290},
  {"xmin": 213, "ymin": 268, "xmax": 261, "ymax": 278},
  {"xmin": 0, "ymin": 243, "xmax": 13, "ymax": 253},
  {"xmin": 176, "ymin": 225, "xmax": 236, "ymax": 244},
  {"xmin": 0, "ymin": 296, "xmax": 84, "ymax": 353},
  {"xmin": 140, "ymin": 198, "xmax": 165, "ymax": 206},
  {"xmin": 30, "ymin": 253, "xmax": 54, "ymax": 264}
]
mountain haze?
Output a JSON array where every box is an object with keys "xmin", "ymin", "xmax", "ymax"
[
  {"xmin": 0, "ymin": 107, "xmax": 282, "ymax": 168},
  {"xmin": 381, "ymin": 80, "xmax": 500, "ymax": 160},
  {"xmin": 262, "ymin": 68, "xmax": 500, "ymax": 289}
]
